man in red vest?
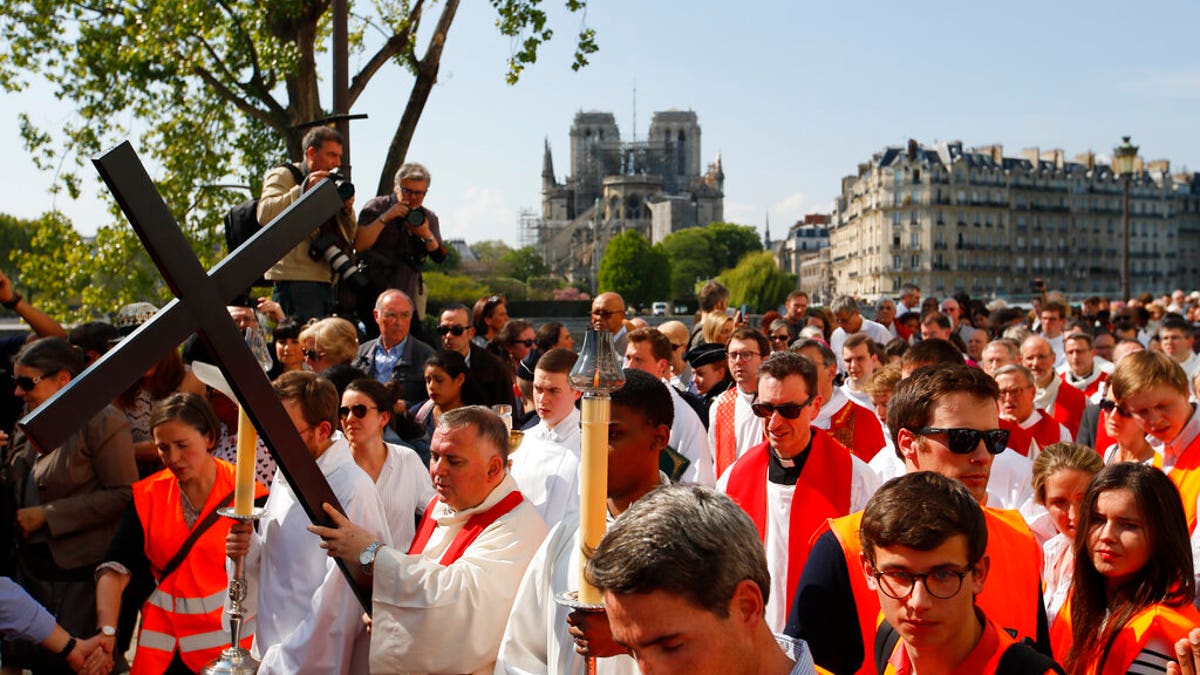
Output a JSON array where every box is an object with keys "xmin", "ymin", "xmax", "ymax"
[
  {"xmin": 994, "ymin": 364, "xmax": 1071, "ymax": 457},
  {"xmin": 784, "ymin": 364, "xmax": 1048, "ymax": 675},
  {"xmin": 708, "ymin": 328, "xmax": 768, "ymax": 479},
  {"xmin": 1022, "ymin": 335, "xmax": 1088, "ymax": 440},
  {"xmin": 313, "ymin": 406, "xmax": 548, "ymax": 674},
  {"xmin": 718, "ymin": 351, "xmax": 878, "ymax": 633}
]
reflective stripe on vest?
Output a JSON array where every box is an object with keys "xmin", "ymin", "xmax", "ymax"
[
  {"xmin": 138, "ymin": 630, "xmax": 177, "ymax": 653},
  {"xmin": 139, "ymin": 618, "xmax": 255, "ymax": 657},
  {"xmin": 146, "ymin": 587, "xmax": 227, "ymax": 615}
]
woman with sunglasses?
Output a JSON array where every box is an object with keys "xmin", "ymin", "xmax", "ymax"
[
  {"xmin": 1056, "ymin": 463, "xmax": 1200, "ymax": 675},
  {"xmin": 299, "ymin": 317, "xmax": 366, "ymax": 398},
  {"xmin": 491, "ymin": 319, "xmax": 536, "ymax": 374},
  {"xmin": 88, "ymin": 393, "xmax": 267, "ymax": 675},
  {"xmin": 2, "ymin": 337, "xmax": 138, "ymax": 672},
  {"xmin": 767, "ymin": 319, "xmax": 793, "ymax": 353},
  {"xmin": 414, "ymin": 351, "xmax": 469, "ymax": 440},
  {"xmin": 341, "ymin": 379, "xmax": 434, "ymax": 550},
  {"xmin": 1099, "ymin": 392, "xmax": 1155, "ymax": 465},
  {"xmin": 1029, "ymin": 442, "xmax": 1103, "ymax": 627},
  {"xmin": 471, "ymin": 294, "xmax": 508, "ymax": 349}
]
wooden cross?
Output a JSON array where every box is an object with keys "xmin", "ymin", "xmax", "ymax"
[{"xmin": 17, "ymin": 141, "xmax": 373, "ymax": 611}]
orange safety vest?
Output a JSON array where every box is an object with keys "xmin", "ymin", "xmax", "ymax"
[
  {"xmin": 1051, "ymin": 595, "xmax": 1200, "ymax": 674},
  {"xmin": 826, "ymin": 507, "xmax": 1042, "ymax": 675},
  {"xmin": 827, "ymin": 400, "xmax": 885, "ymax": 462},
  {"xmin": 131, "ymin": 459, "xmax": 268, "ymax": 675},
  {"xmin": 724, "ymin": 432, "xmax": 852, "ymax": 611},
  {"xmin": 1049, "ymin": 382, "xmax": 1086, "ymax": 441},
  {"xmin": 1154, "ymin": 434, "xmax": 1200, "ymax": 533},
  {"xmin": 881, "ymin": 613, "xmax": 1053, "ymax": 675}
]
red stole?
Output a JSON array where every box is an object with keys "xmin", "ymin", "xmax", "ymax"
[
  {"xmin": 724, "ymin": 431, "xmax": 852, "ymax": 610},
  {"xmin": 998, "ymin": 418, "xmax": 1035, "ymax": 457},
  {"xmin": 1049, "ymin": 382, "xmax": 1086, "ymax": 440},
  {"xmin": 713, "ymin": 387, "xmax": 739, "ymax": 479},
  {"xmin": 827, "ymin": 400, "xmax": 885, "ymax": 462},
  {"xmin": 1027, "ymin": 410, "xmax": 1066, "ymax": 450},
  {"xmin": 408, "ymin": 491, "xmax": 524, "ymax": 565}
]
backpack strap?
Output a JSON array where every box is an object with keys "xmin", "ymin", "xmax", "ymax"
[
  {"xmin": 280, "ymin": 162, "xmax": 305, "ymax": 188},
  {"xmin": 996, "ymin": 638, "xmax": 1066, "ymax": 675},
  {"xmin": 873, "ymin": 619, "xmax": 902, "ymax": 675}
]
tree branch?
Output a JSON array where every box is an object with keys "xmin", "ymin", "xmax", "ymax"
[
  {"xmin": 347, "ymin": 0, "xmax": 423, "ymax": 107},
  {"xmin": 191, "ymin": 64, "xmax": 280, "ymax": 131}
]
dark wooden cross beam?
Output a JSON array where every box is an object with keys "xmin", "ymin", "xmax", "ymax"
[{"xmin": 18, "ymin": 141, "xmax": 373, "ymax": 611}]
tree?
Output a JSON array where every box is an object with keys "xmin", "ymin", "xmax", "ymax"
[
  {"xmin": 0, "ymin": 214, "xmax": 38, "ymax": 272},
  {"xmin": 501, "ymin": 245, "xmax": 549, "ymax": 282},
  {"xmin": 0, "ymin": 1, "xmax": 595, "ymax": 317},
  {"xmin": 12, "ymin": 212, "xmax": 93, "ymax": 321},
  {"xmin": 655, "ymin": 221, "xmax": 763, "ymax": 299},
  {"xmin": 706, "ymin": 222, "xmax": 763, "ymax": 271},
  {"xmin": 598, "ymin": 230, "xmax": 669, "ymax": 308},
  {"xmin": 718, "ymin": 251, "xmax": 795, "ymax": 314}
]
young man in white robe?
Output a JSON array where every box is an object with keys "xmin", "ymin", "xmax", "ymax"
[
  {"xmin": 313, "ymin": 406, "xmax": 548, "ymax": 675},
  {"xmin": 496, "ymin": 368, "xmax": 673, "ymax": 674},
  {"xmin": 226, "ymin": 371, "xmax": 390, "ymax": 675},
  {"xmin": 708, "ymin": 328, "xmax": 768, "ymax": 480}
]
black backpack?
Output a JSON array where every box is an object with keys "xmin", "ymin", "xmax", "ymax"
[
  {"xmin": 223, "ymin": 163, "xmax": 305, "ymax": 254},
  {"xmin": 874, "ymin": 619, "xmax": 1064, "ymax": 674}
]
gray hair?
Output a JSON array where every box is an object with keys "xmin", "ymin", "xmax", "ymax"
[
  {"xmin": 586, "ymin": 485, "xmax": 771, "ymax": 616},
  {"xmin": 395, "ymin": 162, "xmax": 432, "ymax": 186},
  {"xmin": 984, "ymin": 338, "xmax": 1020, "ymax": 361},
  {"xmin": 1002, "ymin": 324, "xmax": 1032, "ymax": 344},
  {"xmin": 994, "ymin": 363, "xmax": 1035, "ymax": 388},
  {"xmin": 791, "ymin": 337, "xmax": 837, "ymax": 368},
  {"xmin": 438, "ymin": 405, "xmax": 509, "ymax": 460},
  {"xmin": 830, "ymin": 295, "xmax": 859, "ymax": 316},
  {"xmin": 768, "ymin": 319, "xmax": 792, "ymax": 336},
  {"xmin": 375, "ymin": 288, "xmax": 414, "ymax": 312}
]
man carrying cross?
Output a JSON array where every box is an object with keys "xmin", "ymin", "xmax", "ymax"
[{"xmin": 313, "ymin": 406, "xmax": 547, "ymax": 674}]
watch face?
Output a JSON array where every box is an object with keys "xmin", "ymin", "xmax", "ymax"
[
  {"xmin": 101, "ymin": 626, "xmax": 117, "ymax": 637},
  {"xmin": 359, "ymin": 543, "xmax": 377, "ymax": 566}
]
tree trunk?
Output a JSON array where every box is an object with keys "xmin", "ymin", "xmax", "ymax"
[{"xmin": 375, "ymin": 0, "xmax": 460, "ymax": 196}]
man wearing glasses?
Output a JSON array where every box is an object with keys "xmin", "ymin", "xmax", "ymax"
[
  {"xmin": 785, "ymin": 364, "xmax": 1046, "ymax": 675},
  {"xmin": 437, "ymin": 305, "xmax": 516, "ymax": 409},
  {"xmin": 354, "ymin": 162, "xmax": 447, "ymax": 330},
  {"xmin": 708, "ymin": 328, "xmax": 768, "ymax": 479},
  {"xmin": 591, "ymin": 292, "xmax": 630, "ymax": 355},
  {"xmin": 994, "ymin": 364, "xmax": 1072, "ymax": 459},
  {"xmin": 717, "ymin": 351, "xmax": 878, "ymax": 633},
  {"xmin": 860, "ymin": 473, "xmax": 1059, "ymax": 674}
]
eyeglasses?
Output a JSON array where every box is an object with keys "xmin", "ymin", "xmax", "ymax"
[
  {"xmin": 996, "ymin": 386, "xmax": 1031, "ymax": 399},
  {"xmin": 769, "ymin": 334, "xmax": 790, "ymax": 343},
  {"xmin": 751, "ymin": 394, "xmax": 817, "ymax": 420},
  {"xmin": 302, "ymin": 349, "xmax": 324, "ymax": 361},
  {"xmin": 379, "ymin": 311, "xmax": 411, "ymax": 321},
  {"xmin": 872, "ymin": 565, "xmax": 974, "ymax": 600},
  {"xmin": 908, "ymin": 427, "xmax": 1009, "ymax": 455},
  {"xmin": 339, "ymin": 404, "xmax": 378, "ymax": 419},
  {"xmin": 400, "ymin": 187, "xmax": 427, "ymax": 197},
  {"xmin": 13, "ymin": 374, "xmax": 47, "ymax": 391},
  {"xmin": 437, "ymin": 325, "xmax": 467, "ymax": 336},
  {"xmin": 728, "ymin": 350, "xmax": 762, "ymax": 361},
  {"xmin": 510, "ymin": 339, "xmax": 536, "ymax": 348},
  {"xmin": 1098, "ymin": 398, "xmax": 1131, "ymax": 418}
]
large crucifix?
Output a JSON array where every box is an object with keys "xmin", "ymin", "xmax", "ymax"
[{"xmin": 18, "ymin": 141, "xmax": 374, "ymax": 611}]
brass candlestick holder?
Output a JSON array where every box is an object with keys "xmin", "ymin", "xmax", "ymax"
[{"xmin": 201, "ymin": 506, "xmax": 267, "ymax": 675}]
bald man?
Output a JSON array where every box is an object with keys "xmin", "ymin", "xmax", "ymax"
[
  {"xmin": 1021, "ymin": 335, "xmax": 1088, "ymax": 440},
  {"xmin": 591, "ymin": 292, "xmax": 630, "ymax": 355},
  {"xmin": 658, "ymin": 319, "xmax": 695, "ymax": 395}
]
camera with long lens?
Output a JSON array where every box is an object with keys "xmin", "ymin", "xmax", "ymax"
[
  {"xmin": 310, "ymin": 231, "xmax": 368, "ymax": 289},
  {"xmin": 327, "ymin": 169, "xmax": 355, "ymax": 201}
]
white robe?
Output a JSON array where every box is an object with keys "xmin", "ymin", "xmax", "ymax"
[
  {"xmin": 509, "ymin": 434, "xmax": 581, "ymax": 529},
  {"xmin": 246, "ymin": 435, "xmax": 391, "ymax": 675},
  {"xmin": 370, "ymin": 474, "xmax": 549, "ymax": 675},
  {"xmin": 830, "ymin": 319, "xmax": 893, "ymax": 373},
  {"xmin": 527, "ymin": 408, "xmax": 581, "ymax": 452},
  {"xmin": 665, "ymin": 383, "xmax": 715, "ymax": 486},
  {"xmin": 378, "ymin": 442, "xmax": 436, "ymax": 551}
]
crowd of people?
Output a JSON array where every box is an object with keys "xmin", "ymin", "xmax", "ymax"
[{"xmin": 6, "ymin": 128, "xmax": 1200, "ymax": 672}]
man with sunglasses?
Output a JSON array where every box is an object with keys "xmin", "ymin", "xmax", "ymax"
[
  {"xmin": 718, "ymin": 351, "xmax": 878, "ymax": 633},
  {"xmin": 437, "ymin": 304, "xmax": 517, "ymax": 410},
  {"xmin": 785, "ymin": 364, "xmax": 1047, "ymax": 675},
  {"xmin": 592, "ymin": 292, "xmax": 631, "ymax": 356},
  {"xmin": 861, "ymin": 472, "xmax": 1060, "ymax": 675}
]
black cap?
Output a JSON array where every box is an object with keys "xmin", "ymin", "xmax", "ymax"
[{"xmin": 684, "ymin": 343, "xmax": 726, "ymax": 368}]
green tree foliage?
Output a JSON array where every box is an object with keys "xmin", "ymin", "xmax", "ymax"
[
  {"xmin": 718, "ymin": 251, "xmax": 795, "ymax": 314},
  {"xmin": 598, "ymin": 230, "xmax": 669, "ymax": 308},
  {"xmin": 655, "ymin": 221, "xmax": 762, "ymax": 299},
  {"xmin": 424, "ymin": 271, "xmax": 488, "ymax": 306},
  {"xmin": 12, "ymin": 212, "xmax": 93, "ymax": 321},
  {"xmin": 0, "ymin": 213, "xmax": 38, "ymax": 271},
  {"xmin": 471, "ymin": 240, "xmax": 514, "ymax": 275},
  {"xmin": 0, "ymin": 1, "xmax": 594, "ymax": 317},
  {"xmin": 501, "ymin": 245, "xmax": 549, "ymax": 282}
]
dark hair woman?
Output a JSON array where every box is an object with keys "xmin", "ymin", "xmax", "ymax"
[
  {"xmin": 471, "ymin": 294, "xmax": 508, "ymax": 349},
  {"xmin": 414, "ymin": 351, "xmax": 469, "ymax": 441}
]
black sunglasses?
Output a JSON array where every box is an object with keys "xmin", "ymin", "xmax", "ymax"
[
  {"xmin": 1098, "ymin": 398, "xmax": 1131, "ymax": 418},
  {"xmin": 751, "ymin": 394, "xmax": 817, "ymax": 420},
  {"xmin": 769, "ymin": 334, "xmax": 791, "ymax": 342},
  {"xmin": 339, "ymin": 404, "xmax": 378, "ymax": 419},
  {"xmin": 509, "ymin": 339, "xmax": 536, "ymax": 348},
  {"xmin": 302, "ymin": 349, "xmax": 323, "ymax": 361},
  {"xmin": 437, "ymin": 325, "xmax": 467, "ymax": 336},
  {"xmin": 908, "ymin": 427, "xmax": 1009, "ymax": 455},
  {"xmin": 13, "ymin": 374, "xmax": 48, "ymax": 391}
]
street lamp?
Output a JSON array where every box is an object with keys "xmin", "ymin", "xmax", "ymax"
[{"xmin": 1112, "ymin": 135, "xmax": 1139, "ymax": 302}]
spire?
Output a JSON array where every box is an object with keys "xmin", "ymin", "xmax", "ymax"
[
  {"xmin": 542, "ymin": 138, "xmax": 555, "ymax": 187},
  {"xmin": 715, "ymin": 152, "xmax": 725, "ymax": 181},
  {"xmin": 764, "ymin": 211, "xmax": 771, "ymax": 248}
]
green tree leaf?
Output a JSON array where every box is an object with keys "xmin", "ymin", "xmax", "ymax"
[{"xmin": 598, "ymin": 230, "xmax": 670, "ymax": 308}]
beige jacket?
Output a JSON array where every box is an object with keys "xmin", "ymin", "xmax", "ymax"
[{"xmin": 257, "ymin": 163, "xmax": 357, "ymax": 283}]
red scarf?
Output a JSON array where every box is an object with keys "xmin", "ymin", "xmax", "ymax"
[{"xmin": 408, "ymin": 491, "xmax": 524, "ymax": 565}]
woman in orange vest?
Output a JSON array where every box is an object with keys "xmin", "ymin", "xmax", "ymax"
[
  {"xmin": 87, "ymin": 393, "xmax": 266, "ymax": 675},
  {"xmin": 1056, "ymin": 463, "xmax": 1200, "ymax": 675}
]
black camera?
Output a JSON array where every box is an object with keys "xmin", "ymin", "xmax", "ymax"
[
  {"xmin": 404, "ymin": 206, "xmax": 426, "ymax": 228},
  {"xmin": 327, "ymin": 169, "xmax": 355, "ymax": 202},
  {"xmin": 310, "ymin": 232, "xmax": 367, "ymax": 289}
]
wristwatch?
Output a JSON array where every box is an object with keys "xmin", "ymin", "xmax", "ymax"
[
  {"xmin": 359, "ymin": 541, "xmax": 385, "ymax": 575},
  {"xmin": 421, "ymin": 236, "xmax": 437, "ymax": 246},
  {"xmin": 1, "ymin": 292, "xmax": 21, "ymax": 310},
  {"xmin": 99, "ymin": 625, "xmax": 117, "ymax": 638}
]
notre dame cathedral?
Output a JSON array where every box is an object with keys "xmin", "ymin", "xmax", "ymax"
[{"xmin": 527, "ymin": 109, "xmax": 725, "ymax": 286}]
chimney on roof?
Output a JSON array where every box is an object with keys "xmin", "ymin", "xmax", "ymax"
[
  {"xmin": 1074, "ymin": 151, "xmax": 1096, "ymax": 170},
  {"xmin": 1020, "ymin": 147, "xmax": 1040, "ymax": 163},
  {"xmin": 907, "ymin": 139, "xmax": 918, "ymax": 160}
]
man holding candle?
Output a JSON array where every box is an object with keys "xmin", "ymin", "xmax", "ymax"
[
  {"xmin": 311, "ymin": 406, "xmax": 547, "ymax": 675},
  {"xmin": 226, "ymin": 371, "xmax": 389, "ymax": 674},
  {"xmin": 496, "ymin": 368, "xmax": 673, "ymax": 674}
]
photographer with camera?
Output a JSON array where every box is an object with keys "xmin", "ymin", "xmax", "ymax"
[
  {"xmin": 258, "ymin": 126, "xmax": 358, "ymax": 323},
  {"xmin": 354, "ymin": 162, "xmax": 446, "ymax": 336}
]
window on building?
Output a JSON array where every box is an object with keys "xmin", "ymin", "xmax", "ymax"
[
  {"xmin": 911, "ymin": 254, "xmax": 920, "ymax": 269},
  {"xmin": 893, "ymin": 255, "xmax": 901, "ymax": 271},
  {"xmin": 911, "ymin": 232, "xmax": 920, "ymax": 247}
]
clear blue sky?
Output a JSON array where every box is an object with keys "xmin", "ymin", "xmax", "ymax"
[{"xmin": 2, "ymin": 0, "xmax": 1198, "ymax": 246}]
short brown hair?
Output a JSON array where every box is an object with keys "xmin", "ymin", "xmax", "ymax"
[
  {"xmin": 698, "ymin": 281, "xmax": 730, "ymax": 312},
  {"xmin": 273, "ymin": 370, "xmax": 339, "ymax": 431},
  {"xmin": 628, "ymin": 327, "xmax": 672, "ymax": 363},
  {"xmin": 1109, "ymin": 350, "xmax": 1189, "ymax": 402},
  {"xmin": 728, "ymin": 326, "xmax": 769, "ymax": 356},
  {"xmin": 535, "ymin": 347, "xmax": 579, "ymax": 375},
  {"xmin": 860, "ymin": 471, "xmax": 987, "ymax": 566},
  {"xmin": 900, "ymin": 338, "xmax": 962, "ymax": 371},
  {"xmin": 1041, "ymin": 299, "xmax": 1068, "ymax": 319},
  {"xmin": 862, "ymin": 365, "xmax": 903, "ymax": 398},
  {"xmin": 302, "ymin": 125, "xmax": 344, "ymax": 153},
  {"xmin": 887, "ymin": 364, "xmax": 999, "ymax": 447},
  {"xmin": 757, "ymin": 351, "xmax": 817, "ymax": 395}
]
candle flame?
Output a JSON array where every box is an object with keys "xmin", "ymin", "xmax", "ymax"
[{"xmin": 593, "ymin": 370, "xmax": 600, "ymax": 388}]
